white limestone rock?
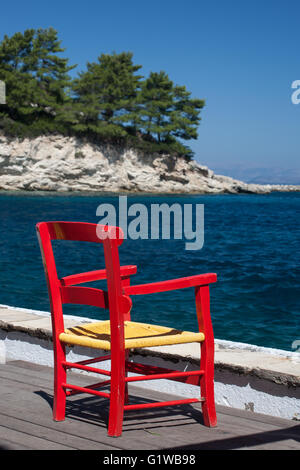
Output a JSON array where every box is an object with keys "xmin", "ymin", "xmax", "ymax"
[{"xmin": 0, "ymin": 134, "xmax": 299, "ymax": 194}]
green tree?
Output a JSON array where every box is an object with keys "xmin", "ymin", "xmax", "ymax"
[
  {"xmin": 0, "ymin": 29, "xmax": 36, "ymax": 122},
  {"xmin": 169, "ymin": 85, "xmax": 204, "ymax": 141},
  {"xmin": 0, "ymin": 30, "xmax": 205, "ymax": 158},
  {"xmin": 138, "ymin": 71, "xmax": 174, "ymax": 142},
  {"xmin": 138, "ymin": 72, "xmax": 204, "ymax": 155},
  {"xmin": 72, "ymin": 52, "xmax": 143, "ymax": 139},
  {"xmin": 0, "ymin": 28, "xmax": 75, "ymax": 131}
]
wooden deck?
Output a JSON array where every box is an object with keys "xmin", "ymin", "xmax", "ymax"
[{"xmin": 0, "ymin": 360, "xmax": 299, "ymax": 451}]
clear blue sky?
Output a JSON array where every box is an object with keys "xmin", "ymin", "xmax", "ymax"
[{"xmin": 1, "ymin": 0, "xmax": 299, "ymax": 180}]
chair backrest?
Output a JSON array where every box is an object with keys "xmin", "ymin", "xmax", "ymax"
[{"xmin": 36, "ymin": 221, "xmax": 132, "ymax": 347}]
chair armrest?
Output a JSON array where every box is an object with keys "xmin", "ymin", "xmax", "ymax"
[
  {"xmin": 123, "ymin": 273, "xmax": 217, "ymax": 295},
  {"xmin": 60, "ymin": 265, "xmax": 137, "ymax": 286}
]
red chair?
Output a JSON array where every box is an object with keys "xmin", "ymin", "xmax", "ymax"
[{"xmin": 36, "ymin": 221, "xmax": 217, "ymax": 437}]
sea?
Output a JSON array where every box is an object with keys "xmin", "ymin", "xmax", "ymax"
[{"xmin": 0, "ymin": 191, "xmax": 299, "ymax": 352}]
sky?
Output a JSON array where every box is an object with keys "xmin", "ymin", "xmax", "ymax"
[{"xmin": 1, "ymin": 0, "xmax": 299, "ymax": 183}]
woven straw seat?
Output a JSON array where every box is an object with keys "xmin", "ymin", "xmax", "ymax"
[{"xmin": 60, "ymin": 320, "xmax": 205, "ymax": 350}]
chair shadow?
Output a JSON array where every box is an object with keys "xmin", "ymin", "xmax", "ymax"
[
  {"xmin": 34, "ymin": 390, "xmax": 300, "ymax": 449},
  {"xmin": 35, "ymin": 389, "xmax": 205, "ymax": 433}
]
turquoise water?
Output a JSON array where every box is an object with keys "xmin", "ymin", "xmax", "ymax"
[{"xmin": 0, "ymin": 192, "xmax": 299, "ymax": 352}]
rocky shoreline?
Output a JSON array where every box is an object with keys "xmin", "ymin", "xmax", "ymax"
[{"xmin": 0, "ymin": 134, "xmax": 299, "ymax": 194}]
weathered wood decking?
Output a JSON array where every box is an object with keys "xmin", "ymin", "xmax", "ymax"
[{"xmin": 0, "ymin": 360, "xmax": 298, "ymax": 451}]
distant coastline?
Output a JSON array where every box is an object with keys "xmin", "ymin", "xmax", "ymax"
[{"xmin": 0, "ymin": 134, "xmax": 299, "ymax": 194}]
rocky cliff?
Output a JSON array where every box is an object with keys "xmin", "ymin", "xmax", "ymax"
[{"xmin": 0, "ymin": 134, "xmax": 299, "ymax": 194}]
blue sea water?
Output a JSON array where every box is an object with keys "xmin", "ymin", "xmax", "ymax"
[{"xmin": 0, "ymin": 191, "xmax": 299, "ymax": 352}]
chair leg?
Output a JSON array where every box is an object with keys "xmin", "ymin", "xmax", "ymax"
[
  {"xmin": 108, "ymin": 354, "xmax": 126, "ymax": 437},
  {"xmin": 53, "ymin": 340, "xmax": 67, "ymax": 421},
  {"xmin": 200, "ymin": 341, "xmax": 217, "ymax": 427},
  {"xmin": 124, "ymin": 350, "xmax": 129, "ymax": 405},
  {"xmin": 195, "ymin": 285, "xmax": 217, "ymax": 427}
]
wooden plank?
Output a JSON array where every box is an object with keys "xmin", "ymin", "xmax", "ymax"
[
  {"xmin": 0, "ymin": 361, "xmax": 297, "ymax": 450},
  {"xmin": 0, "ymin": 424, "xmax": 74, "ymax": 450},
  {"xmin": 0, "ymin": 412, "xmax": 119, "ymax": 450},
  {"xmin": 214, "ymin": 403, "xmax": 299, "ymax": 429},
  {"xmin": 3, "ymin": 361, "xmax": 296, "ymax": 437},
  {"xmin": 0, "ymin": 363, "xmax": 169, "ymax": 450},
  {"xmin": 0, "ymin": 366, "xmax": 217, "ymax": 450},
  {"xmin": 0, "ymin": 361, "xmax": 109, "ymax": 390},
  {"xmin": 2, "ymin": 360, "xmax": 295, "ymax": 434},
  {"xmin": 4, "ymin": 362, "xmax": 296, "ymax": 430},
  {"xmin": 217, "ymin": 407, "xmax": 298, "ymax": 435}
]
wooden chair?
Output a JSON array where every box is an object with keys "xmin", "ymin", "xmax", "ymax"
[{"xmin": 36, "ymin": 221, "xmax": 217, "ymax": 437}]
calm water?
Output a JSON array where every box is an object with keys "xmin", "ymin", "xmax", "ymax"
[{"xmin": 0, "ymin": 192, "xmax": 299, "ymax": 352}]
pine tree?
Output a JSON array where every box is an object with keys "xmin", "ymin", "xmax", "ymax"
[
  {"xmin": 170, "ymin": 85, "xmax": 204, "ymax": 141},
  {"xmin": 0, "ymin": 28, "xmax": 75, "ymax": 132},
  {"xmin": 0, "ymin": 30, "xmax": 205, "ymax": 158},
  {"xmin": 139, "ymin": 71, "xmax": 174, "ymax": 142},
  {"xmin": 30, "ymin": 28, "xmax": 75, "ymax": 116},
  {"xmin": 72, "ymin": 52, "xmax": 143, "ymax": 140},
  {"xmin": 138, "ymin": 72, "xmax": 204, "ymax": 155},
  {"xmin": 0, "ymin": 29, "xmax": 36, "ymax": 123}
]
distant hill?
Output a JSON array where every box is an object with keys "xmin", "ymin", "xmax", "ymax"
[{"xmin": 210, "ymin": 165, "xmax": 300, "ymax": 186}]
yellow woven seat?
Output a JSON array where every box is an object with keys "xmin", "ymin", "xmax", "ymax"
[{"xmin": 59, "ymin": 320, "xmax": 205, "ymax": 350}]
